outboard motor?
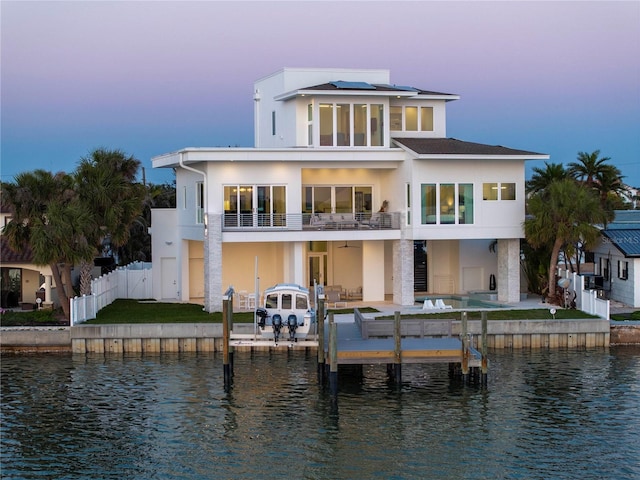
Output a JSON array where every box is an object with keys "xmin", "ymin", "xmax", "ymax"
[
  {"xmin": 272, "ymin": 314, "xmax": 283, "ymax": 343},
  {"xmin": 256, "ymin": 308, "xmax": 268, "ymax": 329},
  {"xmin": 287, "ymin": 314, "xmax": 298, "ymax": 342}
]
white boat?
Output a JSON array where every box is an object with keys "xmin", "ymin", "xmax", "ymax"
[{"xmin": 255, "ymin": 283, "xmax": 315, "ymax": 343}]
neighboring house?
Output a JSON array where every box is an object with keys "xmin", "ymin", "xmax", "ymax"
[
  {"xmin": 150, "ymin": 67, "xmax": 549, "ymax": 312},
  {"xmin": 591, "ymin": 210, "xmax": 640, "ymax": 307},
  {"xmin": 0, "ymin": 198, "xmax": 56, "ymax": 309}
]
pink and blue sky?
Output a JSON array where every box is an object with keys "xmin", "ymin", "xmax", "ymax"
[{"xmin": 2, "ymin": 1, "xmax": 639, "ymax": 186}]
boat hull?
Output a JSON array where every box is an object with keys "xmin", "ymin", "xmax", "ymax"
[{"xmin": 256, "ymin": 283, "xmax": 315, "ymax": 342}]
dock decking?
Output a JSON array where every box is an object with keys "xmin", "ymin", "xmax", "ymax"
[{"xmin": 325, "ymin": 320, "xmax": 479, "ymax": 366}]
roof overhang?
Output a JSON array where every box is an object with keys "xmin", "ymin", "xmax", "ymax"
[
  {"xmin": 152, "ymin": 147, "xmax": 405, "ymax": 169},
  {"xmin": 275, "ymin": 89, "xmax": 419, "ymax": 101},
  {"xmin": 392, "ymin": 138, "xmax": 550, "ymax": 160}
]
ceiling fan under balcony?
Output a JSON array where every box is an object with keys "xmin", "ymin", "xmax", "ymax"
[{"xmin": 338, "ymin": 241, "xmax": 359, "ymax": 249}]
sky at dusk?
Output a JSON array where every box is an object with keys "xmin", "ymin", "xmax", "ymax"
[{"xmin": 2, "ymin": 1, "xmax": 639, "ymax": 187}]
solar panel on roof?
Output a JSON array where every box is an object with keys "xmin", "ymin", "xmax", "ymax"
[
  {"xmin": 391, "ymin": 85, "xmax": 418, "ymax": 92},
  {"xmin": 330, "ymin": 81, "xmax": 376, "ymax": 90}
]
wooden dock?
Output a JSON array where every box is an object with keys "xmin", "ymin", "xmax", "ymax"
[
  {"xmin": 220, "ymin": 293, "xmax": 488, "ymax": 394},
  {"xmin": 322, "ymin": 308, "xmax": 487, "ymax": 396},
  {"xmin": 326, "ymin": 321, "xmax": 474, "ymax": 365}
]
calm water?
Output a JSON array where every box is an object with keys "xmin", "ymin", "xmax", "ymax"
[{"xmin": 2, "ymin": 348, "xmax": 640, "ymax": 479}]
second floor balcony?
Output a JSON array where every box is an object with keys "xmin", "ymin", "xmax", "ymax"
[{"xmin": 221, "ymin": 212, "xmax": 400, "ymax": 232}]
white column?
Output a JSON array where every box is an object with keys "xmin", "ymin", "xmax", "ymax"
[
  {"xmin": 43, "ymin": 274, "xmax": 53, "ymax": 307},
  {"xmin": 497, "ymin": 238, "xmax": 521, "ymax": 303}
]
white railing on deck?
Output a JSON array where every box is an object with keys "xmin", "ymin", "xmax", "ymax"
[
  {"xmin": 557, "ymin": 268, "xmax": 610, "ymax": 320},
  {"xmin": 70, "ymin": 262, "xmax": 152, "ymax": 326}
]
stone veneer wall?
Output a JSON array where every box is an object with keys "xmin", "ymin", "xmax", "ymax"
[{"xmin": 204, "ymin": 213, "xmax": 223, "ymax": 313}]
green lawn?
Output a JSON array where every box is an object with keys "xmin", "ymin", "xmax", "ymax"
[
  {"xmin": 0, "ymin": 299, "xmax": 611, "ymax": 327},
  {"xmin": 86, "ymin": 299, "xmax": 256, "ymax": 324}
]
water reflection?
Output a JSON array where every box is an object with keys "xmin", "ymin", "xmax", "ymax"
[{"xmin": 1, "ymin": 348, "xmax": 639, "ymax": 479}]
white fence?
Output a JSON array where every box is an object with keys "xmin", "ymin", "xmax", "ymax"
[
  {"xmin": 70, "ymin": 262, "xmax": 152, "ymax": 326},
  {"xmin": 558, "ymin": 268, "xmax": 610, "ymax": 320}
]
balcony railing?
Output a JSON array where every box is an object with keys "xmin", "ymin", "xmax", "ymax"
[{"xmin": 221, "ymin": 212, "xmax": 400, "ymax": 232}]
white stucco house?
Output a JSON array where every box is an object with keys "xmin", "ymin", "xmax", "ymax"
[
  {"xmin": 150, "ymin": 67, "xmax": 549, "ymax": 312},
  {"xmin": 590, "ymin": 210, "xmax": 640, "ymax": 307}
]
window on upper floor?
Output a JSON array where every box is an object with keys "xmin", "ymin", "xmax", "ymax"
[
  {"xmin": 316, "ymin": 102, "xmax": 384, "ymax": 147},
  {"xmin": 406, "ymin": 183, "xmax": 411, "ymax": 226},
  {"xmin": 483, "ymin": 182, "xmax": 516, "ymax": 201},
  {"xmin": 307, "ymin": 104, "xmax": 313, "ymax": 146},
  {"xmin": 389, "ymin": 105, "xmax": 434, "ymax": 132},
  {"xmin": 302, "ymin": 185, "xmax": 373, "ymax": 222},
  {"xmin": 196, "ymin": 182, "xmax": 204, "ymax": 224},
  {"xmin": 224, "ymin": 184, "xmax": 287, "ymax": 228},
  {"xmin": 421, "ymin": 183, "xmax": 473, "ymax": 225}
]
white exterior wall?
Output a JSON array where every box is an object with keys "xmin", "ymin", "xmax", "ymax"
[
  {"xmin": 458, "ymin": 239, "xmax": 499, "ymax": 292},
  {"xmin": 593, "ymin": 239, "xmax": 640, "ymax": 307},
  {"xmin": 150, "ymin": 209, "xmax": 178, "ymax": 301},
  {"xmin": 410, "ymin": 159, "xmax": 526, "ymax": 240},
  {"xmin": 176, "ymin": 168, "xmax": 206, "ymax": 241}
]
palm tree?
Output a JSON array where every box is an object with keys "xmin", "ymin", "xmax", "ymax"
[
  {"xmin": 567, "ymin": 150, "xmax": 612, "ymax": 188},
  {"xmin": 2, "ymin": 170, "xmax": 94, "ymax": 319},
  {"xmin": 74, "ymin": 148, "xmax": 146, "ymax": 295},
  {"xmin": 526, "ymin": 162, "xmax": 568, "ymax": 195},
  {"xmin": 524, "ymin": 178, "xmax": 608, "ymax": 303},
  {"xmin": 119, "ymin": 181, "xmax": 177, "ymax": 264}
]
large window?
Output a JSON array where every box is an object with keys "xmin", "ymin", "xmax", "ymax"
[
  {"xmin": 421, "ymin": 183, "xmax": 474, "ymax": 225},
  {"xmin": 319, "ymin": 104, "xmax": 334, "ymax": 146},
  {"xmin": 303, "ymin": 185, "xmax": 372, "ymax": 218},
  {"xmin": 317, "ymin": 102, "xmax": 383, "ymax": 147},
  {"xmin": 224, "ymin": 184, "xmax": 286, "ymax": 227},
  {"xmin": 337, "ymin": 104, "xmax": 350, "ymax": 146}
]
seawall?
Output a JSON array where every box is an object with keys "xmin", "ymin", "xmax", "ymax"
[{"xmin": 3, "ymin": 320, "xmax": 639, "ymax": 353}]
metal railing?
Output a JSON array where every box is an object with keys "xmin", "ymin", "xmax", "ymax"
[{"xmin": 221, "ymin": 212, "xmax": 400, "ymax": 232}]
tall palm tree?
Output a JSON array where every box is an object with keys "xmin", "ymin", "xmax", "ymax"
[
  {"xmin": 74, "ymin": 148, "xmax": 146, "ymax": 295},
  {"xmin": 595, "ymin": 164, "xmax": 626, "ymax": 209},
  {"xmin": 524, "ymin": 178, "xmax": 608, "ymax": 302},
  {"xmin": 526, "ymin": 162, "xmax": 568, "ymax": 195},
  {"xmin": 567, "ymin": 150, "xmax": 612, "ymax": 188},
  {"xmin": 2, "ymin": 170, "xmax": 94, "ymax": 319}
]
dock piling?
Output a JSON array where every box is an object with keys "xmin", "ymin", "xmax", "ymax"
[
  {"xmin": 461, "ymin": 311, "xmax": 469, "ymax": 384},
  {"xmin": 329, "ymin": 321, "xmax": 338, "ymax": 400},
  {"xmin": 393, "ymin": 311, "xmax": 402, "ymax": 385},
  {"xmin": 481, "ymin": 311, "xmax": 488, "ymax": 385},
  {"xmin": 222, "ymin": 287, "xmax": 234, "ymax": 392},
  {"xmin": 317, "ymin": 294, "xmax": 326, "ymax": 385}
]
